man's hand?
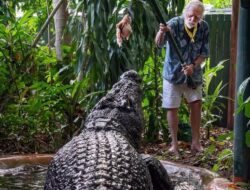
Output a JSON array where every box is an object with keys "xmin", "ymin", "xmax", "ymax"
[
  {"xmin": 159, "ymin": 23, "xmax": 170, "ymax": 33},
  {"xmin": 155, "ymin": 23, "xmax": 170, "ymax": 46},
  {"xmin": 182, "ymin": 64, "xmax": 194, "ymax": 76}
]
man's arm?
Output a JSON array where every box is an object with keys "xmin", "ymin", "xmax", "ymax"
[
  {"xmin": 193, "ymin": 55, "xmax": 206, "ymax": 67},
  {"xmin": 155, "ymin": 23, "xmax": 170, "ymax": 47},
  {"xmin": 182, "ymin": 55, "xmax": 206, "ymax": 76}
]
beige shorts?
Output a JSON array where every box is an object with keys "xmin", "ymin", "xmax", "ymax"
[{"xmin": 162, "ymin": 78, "xmax": 202, "ymax": 109}]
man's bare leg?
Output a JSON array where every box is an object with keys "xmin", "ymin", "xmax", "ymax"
[
  {"xmin": 189, "ymin": 100, "xmax": 203, "ymax": 152},
  {"xmin": 167, "ymin": 108, "xmax": 179, "ymax": 154}
]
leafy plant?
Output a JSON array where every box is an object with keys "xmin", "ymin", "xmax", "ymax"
[
  {"xmin": 236, "ymin": 77, "xmax": 250, "ymax": 147},
  {"xmin": 68, "ymin": 0, "xmax": 185, "ymax": 89},
  {"xmin": 0, "ymin": 0, "xmax": 187, "ymax": 153},
  {"xmin": 202, "ymin": 131, "xmax": 233, "ymax": 177},
  {"xmin": 0, "ymin": 6, "xmax": 100, "ymax": 152},
  {"xmin": 141, "ymin": 48, "xmax": 168, "ymax": 142},
  {"xmin": 201, "ymin": 59, "xmax": 228, "ymax": 138},
  {"xmin": 212, "ymin": 148, "xmax": 233, "ymax": 173}
]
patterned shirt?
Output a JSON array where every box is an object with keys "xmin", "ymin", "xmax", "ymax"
[{"xmin": 160, "ymin": 16, "xmax": 210, "ymax": 85}]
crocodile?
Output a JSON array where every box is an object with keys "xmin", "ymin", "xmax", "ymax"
[{"xmin": 44, "ymin": 70, "xmax": 173, "ymax": 190}]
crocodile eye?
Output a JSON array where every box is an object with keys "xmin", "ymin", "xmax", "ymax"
[
  {"xmin": 120, "ymin": 96, "xmax": 133, "ymax": 110},
  {"xmin": 127, "ymin": 98, "xmax": 132, "ymax": 109}
]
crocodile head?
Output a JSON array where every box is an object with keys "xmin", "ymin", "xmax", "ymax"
[{"xmin": 85, "ymin": 70, "xmax": 143, "ymax": 150}]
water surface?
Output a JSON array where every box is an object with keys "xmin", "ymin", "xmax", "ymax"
[{"xmin": 0, "ymin": 164, "xmax": 47, "ymax": 190}]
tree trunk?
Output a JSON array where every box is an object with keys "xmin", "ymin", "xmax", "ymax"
[{"xmin": 53, "ymin": 0, "xmax": 69, "ymax": 61}]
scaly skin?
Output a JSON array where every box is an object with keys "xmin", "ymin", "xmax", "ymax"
[{"xmin": 44, "ymin": 70, "xmax": 173, "ymax": 190}]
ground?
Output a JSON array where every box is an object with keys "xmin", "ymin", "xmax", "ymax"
[{"xmin": 141, "ymin": 127, "xmax": 234, "ymax": 180}]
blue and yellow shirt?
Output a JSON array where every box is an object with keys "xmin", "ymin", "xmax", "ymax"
[{"xmin": 160, "ymin": 16, "xmax": 210, "ymax": 85}]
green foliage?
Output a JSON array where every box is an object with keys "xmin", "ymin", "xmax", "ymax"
[
  {"xmin": 0, "ymin": 5, "xmax": 102, "ymax": 152},
  {"xmin": 246, "ymin": 130, "xmax": 250, "ymax": 147},
  {"xmin": 186, "ymin": 0, "xmax": 232, "ymax": 9},
  {"xmin": 68, "ymin": 0, "xmax": 184, "ymax": 91},
  {"xmin": 202, "ymin": 132, "xmax": 233, "ymax": 175},
  {"xmin": 141, "ymin": 48, "xmax": 168, "ymax": 142},
  {"xmin": 234, "ymin": 182, "xmax": 250, "ymax": 188},
  {"xmin": 236, "ymin": 77, "xmax": 250, "ymax": 147},
  {"xmin": 178, "ymin": 98, "xmax": 190, "ymax": 124},
  {"xmin": 203, "ymin": 0, "xmax": 232, "ymax": 8},
  {"xmin": 69, "ymin": 0, "xmax": 157, "ymax": 90},
  {"xmin": 212, "ymin": 148, "xmax": 233, "ymax": 172},
  {"xmin": 0, "ymin": 0, "xmax": 186, "ymax": 152},
  {"xmin": 201, "ymin": 59, "xmax": 228, "ymax": 138}
]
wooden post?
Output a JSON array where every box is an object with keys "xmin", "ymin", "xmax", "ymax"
[{"xmin": 227, "ymin": 0, "xmax": 239, "ymax": 129}]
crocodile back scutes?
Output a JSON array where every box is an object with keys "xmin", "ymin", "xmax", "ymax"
[{"xmin": 45, "ymin": 130, "xmax": 152, "ymax": 190}]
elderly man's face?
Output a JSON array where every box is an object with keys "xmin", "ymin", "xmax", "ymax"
[{"xmin": 184, "ymin": 6, "xmax": 203, "ymax": 28}]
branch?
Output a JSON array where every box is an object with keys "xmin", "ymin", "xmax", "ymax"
[{"xmin": 31, "ymin": 0, "xmax": 66, "ymax": 48}]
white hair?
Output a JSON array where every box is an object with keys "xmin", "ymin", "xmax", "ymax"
[{"xmin": 183, "ymin": 0, "xmax": 205, "ymax": 17}]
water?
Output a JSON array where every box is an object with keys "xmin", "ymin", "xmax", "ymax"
[
  {"xmin": 0, "ymin": 162, "xmax": 208, "ymax": 190},
  {"xmin": 0, "ymin": 166, "xmax": 203, "ymax": 190},
  {"xmin": 0, "ymin": 164, "xmax": 48, "ymax": 190}
]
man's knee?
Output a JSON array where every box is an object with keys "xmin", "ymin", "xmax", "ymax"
[
  {"xmin": 189, "ymin": 99, "xmax": 201, "ymax": 105},
  {"xmin": 166, "ymin": 108, "xmax": 179, "ymax": 115}
]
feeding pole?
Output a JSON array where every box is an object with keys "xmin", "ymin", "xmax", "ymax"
[{"xmin": 233, "ymin": 0, "xmax": 250, "ymax": 183}]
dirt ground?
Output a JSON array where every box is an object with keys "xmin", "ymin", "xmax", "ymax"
[{"xmin": 141, "ymin": 127, "xmax": 234, "ymax": 180}]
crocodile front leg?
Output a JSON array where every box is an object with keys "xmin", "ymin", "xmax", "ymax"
[{"xmin": 141, "ymin": 154, "xmax": 174, "ymax": 190}]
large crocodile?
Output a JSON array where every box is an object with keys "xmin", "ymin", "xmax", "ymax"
[{"xmin": 44, "ymin": 70, "xmax": 173, "ymax": 190}]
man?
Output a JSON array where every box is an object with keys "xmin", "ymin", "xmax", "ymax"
[{"xmin": 155, "ymin": 0, "xmax": 209, "ymax": 155}]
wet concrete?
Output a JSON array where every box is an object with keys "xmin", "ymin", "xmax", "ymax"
[
  {"xmin": 160, "ymin": 160, "xmax": 243, "ymax": 190},
  {"xmin": 0, "ymin": 154, "xmax": 241, "ymax": 190}
]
